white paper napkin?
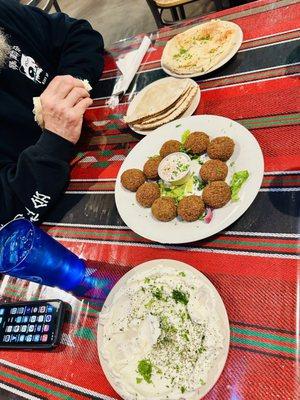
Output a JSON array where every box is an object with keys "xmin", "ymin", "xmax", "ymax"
[{"xmin": 112, "ymin": 36, "xmax": 151, "ymax": 96}]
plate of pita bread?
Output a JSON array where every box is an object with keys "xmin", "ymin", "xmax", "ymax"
[
  {"xmin": 124, "ymin": 77, "xmax": 200, "ymax": 135},
  {"xmin": 161, "ymin": 19, "xmax": 243, "ymax": 78}
]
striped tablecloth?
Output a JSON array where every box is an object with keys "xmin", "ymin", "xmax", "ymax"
[{"xmin": 0, "ymin": 0, "xmax": 299, "ymax": 398}]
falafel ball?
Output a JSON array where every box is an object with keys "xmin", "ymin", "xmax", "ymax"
[
  {"xmin": 121, "ymin": 169, "xmax": 146, "ymax": 192},
  {"xmin": 151, "ymin": 197, "xmax": 177, "ymax": 222},
  {"xmin": 178, "ymin": 195, "xmax": 205, "ymax": 222},
  {"xmin": 143, "ymin": 156, "xmax": 163, "ymax": 180},
  {"xmin": 159, "ymin": 140, "xmax": 181, "ymax": 158},
  {"xmin": 200, "ymin": 159, "xmax": 228, "ymax": 182},
  {"xmin": 207, "ymin": 136, "xmax": 235, "ymax": 161},
  {"xmin": 202, "ymin": 181, "xmax": 231, "ymax": 208},
  {"xmin": 136, "ymin": 182, "xmax": 160, "ymax": 208},
  {"xmin": 185, "ymin": 132, "xmax": 209, "ymax": 154}
]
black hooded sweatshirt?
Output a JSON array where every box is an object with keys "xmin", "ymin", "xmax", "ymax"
[{"xmin": 0, "ymin": 0, "xmax": 104, "ymax": 224}]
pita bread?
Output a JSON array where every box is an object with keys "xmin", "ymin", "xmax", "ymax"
[
  {"xmin": 32, "ymin": 79, "xmax": 91, "ymax": 128},
  {"xmin": 133, "ymin": 86, "xmax": 197, "ymax": 130},
  {"xmin": 162, "ymin": 19, "xmax": 238, "ymax": 75},
  {"xmin": 124, "ymin": 77, "xmax": 190, "ymax": 124},
  {"xmin": 135, "ymin": 84, "xmax": 194, "ymax": 126}
]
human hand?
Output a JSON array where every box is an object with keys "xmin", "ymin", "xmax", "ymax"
[{"xmin": 40, "ymin": 75, "xmax": 93, "ymax": 144}]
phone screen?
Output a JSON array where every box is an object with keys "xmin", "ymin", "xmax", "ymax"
[{"xmin": 0, "ymin": 300, "xmax": 66, "ymax": 349}]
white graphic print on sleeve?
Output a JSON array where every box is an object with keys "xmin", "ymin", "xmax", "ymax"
[
  {"xmin": 8, "ymin": 46, "xmax": 49, "ymax": 85},
  {"xmin": 31, "ymin": 191, "xmax": 51, "ymax": 209}
]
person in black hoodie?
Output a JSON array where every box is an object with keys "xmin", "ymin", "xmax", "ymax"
[{"xmin": 0, "ymin": 0, "xmax": 104, "ymax": 225}]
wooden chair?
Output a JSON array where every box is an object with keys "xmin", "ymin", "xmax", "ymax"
[
  {"xmin": 23, "ymin": 0, "xmax": 61, "ymax": 13},
  {"xmin": 146, "ymin": 0, "xmax": 223, "ymax": 28}
]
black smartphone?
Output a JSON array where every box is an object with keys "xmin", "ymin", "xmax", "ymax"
[{"xmin": 0, "ymin": 299, "xmax": 67, "ymax": 349}]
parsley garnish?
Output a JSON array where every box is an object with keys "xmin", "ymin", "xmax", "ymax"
[
  {"xmin": 152, "ymin": 287, "xmax": 163, "ymax": 300},
  {"xmin": 172, "ymin": 289, "xmax": 189, "ymax": 305},
  {"xmin": 137, "ymin": 359, "xmax": 152, "ymax": 384}
]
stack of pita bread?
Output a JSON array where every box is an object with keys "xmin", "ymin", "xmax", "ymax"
[{"xmin": 124, "ymin": 77, "xmax": 198, "ymax": 131}]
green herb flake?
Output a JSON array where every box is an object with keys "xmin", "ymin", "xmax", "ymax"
[
  {"xmin": 200, "ymin": 34, "xmax": 211, "ymax": 40},
  {"xmin": 198, "ymin": 345, "xmax": 206, "ymax": 354},
  {"xmin": 137, "ymin": 359, "xmax": 153, "ymax": 384},
  {"xmin": 176, "ymin": 124, "xmax": 182, "ymax": 128},
  {"xmin": 198, "ymin": 211, "xmax": 205, "ymax": 221},
  {"xmin": 152, "ymin": 287, "xmax": 163, "ymax": 300},
  {"xmin": 199, "ymin": 379, "xmax": 206, "ymax": 386},
  {"xmin": 172, "ymin": 289, "xmax": 189, "ymax": 305},
  {"xmin": 136, "ymin": 377, "xmax": 143, "ymax": 384},
  {"xmin": 193, "ymin": 175, "xmax": 206, "ymax": 190},
  {"xmin": 144, "ymin": 277, "xmax": 151, "ymax": 284},
  {"xmin": 181, "ymin": 386, "xmax": 186, "ymax": 394},
  {"xmin": 178, "ymin": 271, "xmax": 186, "ymax": 277},
  {"xmin": 145, "ymin": 298, "xmax": 155, "ymax": 308},
  {"xmin": 181, "ymin": 331, "xmax": 189, "ymax": 341}
]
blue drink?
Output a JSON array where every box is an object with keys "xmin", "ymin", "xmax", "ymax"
[{"xmin": 0, "ymin": 219, "xmax": 85, "ymax": 290}]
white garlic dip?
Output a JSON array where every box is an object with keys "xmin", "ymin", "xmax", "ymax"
[
  {"xmin": 99, "ymin": 264, "xmax": 225, "ymax": 400},
  {"xmin": 158, "ymin": 152, "xmax": 191, "ymax": 185}
]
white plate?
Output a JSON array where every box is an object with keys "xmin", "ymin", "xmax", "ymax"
[
  {"xmin": 115, "ymin": 115, "xmax": 264, "ymax": 244},
  {"xmin": 127, "ymin": 77, "xmax": 200, "ymax": 135},
  {"xmin": 97, "ymin": 259, "xmax": 230, "ymax": 400},
  {"xmin": 161, "ymin": 21, "xmax": 243, "ymax": 79}
]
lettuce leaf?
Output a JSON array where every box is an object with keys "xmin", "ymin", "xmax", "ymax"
[
  {"xmin": 159, "ymin": 175, "xmax": 194, "ymax": 203},
  {"xmin": 181, "ymin": 129, "xmax": 191, "ymax": 145},
  {"xmin": 230, "ymin": 170, "xmax": 249, "ymax": 201}
]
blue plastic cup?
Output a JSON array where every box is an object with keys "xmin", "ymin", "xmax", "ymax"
[{"xmin": 0, "ymin": 219, "xmax": 86, "ymax": 290}]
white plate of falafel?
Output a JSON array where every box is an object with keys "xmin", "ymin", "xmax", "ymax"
[{"xmin": 115, "ymin": 115, "xmax": 264, "ymax": 244}]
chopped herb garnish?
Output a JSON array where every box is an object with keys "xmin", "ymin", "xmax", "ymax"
[
  {"xmin": 136, "ymin": 377, "xmax": 142, "ymax": 384},
  {"xmin": 181, "ymin": 386, "xmax": 186, "ymax": 394},
  {"xmin": 137, "ymin": 359, "xmax": 152, "ymax": 384},
  {"xmin": 200, "ymin": 34, "xmax": 211, "ymax": 40},
  {"xmin": 199, "ymin": 211, "xmax": 205, "ymax": 221},
  {"xmin": 230, "ymin": 161, "xmax": 235, "ymax": 167},
  {"xmin": 200, "ymin": 379, "xmax": 205, "ymax": 385},
  {"xmin": 179, "ymin": 310, "xmax": 186, "ymax": 323},
  {"xmin": 181, "ymin": 331, "xmax": 189, "ymax": 341},
  {"xmin": 145, "ymin": 298, "xmax": 155, "ymax": 308},
  {"xmin": 176, "ymin": 124, "xmax": 181, "ymax": 128},
  {"xmin": 144, "ymin": 277, "xmax": 151, "ymax": 284},
  {"xmin": 193, "ymin": 175, "xmax": 206, "ymax": 190},
  {"xmin": 172, "ymin": 289, "xmax": 189, "ymax": 305},
  {"xmin": 178, "ymin": 271, "xmax": 186, "ymax": 277},
  {"xmin": 152, "ymin": 287, "xmax": 163, "ymax": 300}
]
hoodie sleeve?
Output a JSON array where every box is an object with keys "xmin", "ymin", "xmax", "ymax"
[
  {"xmin": 5, "ymin": 0, "xmax": 105, "ymax": 86},
  {"xmin": 47, "ymin": 12, "xmax": 105, "ymax": 86},
  {"xmin": 0, "ymin": 131, "xmax": 74, "ymax": 225}
]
